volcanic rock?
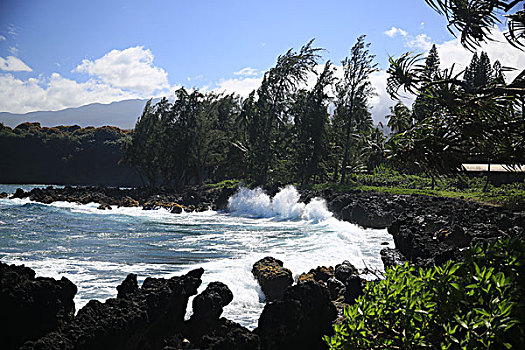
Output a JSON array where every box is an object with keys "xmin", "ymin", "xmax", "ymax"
[
  {"xmin": 380, "ymin": 247, "xmax": 407, "ymax": 269},
  {"xmin": 186, "ymin": 281, "xmax": 234, "ymax": 339},
  {"xmin": 252, "ymin": 257, "xmax": 293, "ymax": 301},
  {"xmin": 1, "ymin": 262, "xmax": 77, "ymax": 350},
  {"xmin": 297, "ymin": 266, "xmax": 334, "ymax": 284},
  {"xmin": 116, "ymin": 273, "xmax": 138, "ymax": 299},
  {"xmin": 257, "ymin": 281, "xmax": 336, "ymax": 350},
  {"xmin": 21, "ymin": 268, "xmax": 204, "ymax": 350}
]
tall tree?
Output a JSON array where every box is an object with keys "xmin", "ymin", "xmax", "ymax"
[
  {"xmin": 292, "ymin": 61, "xmax": 335, "ymax": 185},
  {"xmin": 335, "ymin": 35, "xmax": 378, "ymax": 184},
  {"xmin": 412, "ymin": 44, "xmax": 441, "ymax": 123},
  {"xmin": 240, "ymin": 39, "xmax": 322, "ymax": 184},
  {"xmin": 122, "ymin": 99, "xmax": 160, "ymax": 187}
]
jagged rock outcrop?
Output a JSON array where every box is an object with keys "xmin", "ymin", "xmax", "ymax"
[
  {"xmin": 21, "ymin": 269, "xmax": 204, "ymax": 350},
  {"xmin": 198, "ymin": 319, "xmax": 260, "ymax": 350},
  {"xmin": 7, "ymin": 185, "xmax": 238, "ymax": 214},
  {"xmin": 116, "ymin": 273, "xmax": 138, "ymax": 299},
  {"xmin": 252, "ymin": 257, "xmax": 293, "ymax": 301},
  {"xmin": 380, "ymin": 247, "xmax": 407, "ymax": 268},
  {"xmin": 1, "ymin": 262, "xmax": 77, "ymax": 350},
  {"xmin": 186, "ymin": 282, "xmax": 234, "ymax": 340},
  {"xmin": 386, "ymin": 196, "xmax": 524, "ymax": 266},
  {"xmin": 257, "ymin": 281, "xmax": 336, "ymax": 350}
]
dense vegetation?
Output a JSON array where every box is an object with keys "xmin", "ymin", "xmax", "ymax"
[
  {"xmin": 122, "ymin": 37, "xmax": 386, "ymax": 189},
  {"xmin": 0, "ymin": 122, "xmax": 140, "ymax": 186},
  {"xmin": 324, "ymin": 1, "xmax": 525, "ymax": 348},
  {"xmin": 325, "ymin": 238, "xmax": 525, "ymax": 349},
  {"xmin": 122, "ymin": 17, "xmax": 523, "ymax": 189}
]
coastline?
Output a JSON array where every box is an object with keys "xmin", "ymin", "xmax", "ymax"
[{"xmin": 2, "ymin": 185, "xmax": 524, "ymax": 349}]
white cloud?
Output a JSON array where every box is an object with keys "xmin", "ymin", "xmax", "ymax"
[
  {"xmin": 0, "ymin": 46, "xmax": 176, "ymax": 113},
  {"xmin": 0, "ymin": 73, "xmax": 143, "ymax": 113},
  {"xmin": 384, "ymin": 27, "xmax": 407, "ymax": 38},
  {"xmin": 75, "ymin": 46, "xmax": 170, "ymax": 95},
  {"xmin": 215, "ymin": 76, "xmax": 263, "ymax": 97},
  {"xmin": 0, "ymin": 56, "xmax": 32, "ymax": 72},
  {"xmin": 9, "ymin": 46, "xmax": 19, "ymax": 56},
  {"xmin": 7, "ymin": 24, "xmax": 17, "ymax": 37},
  {"xmin": 385, "ymin": 26, "xmax": 433, "ymax": 51},
  {"xmin": 0, "ymin": 35, "xmax": 6, "ymax": 41},
  {"xmin": 234, "ymin": 67, "xmax": 259, "ymax": 77},
  {"xmin": 436, "ymin": 26, "xmax": 525, "ymax": 82},
  {"xmin": 406, "ymin": 34, "xmax": 433, "ymax": 51}
]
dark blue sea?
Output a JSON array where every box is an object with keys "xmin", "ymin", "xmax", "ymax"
[{"xmin": 0, "ymin": 184, "xmax": 392, "ymax": 329}]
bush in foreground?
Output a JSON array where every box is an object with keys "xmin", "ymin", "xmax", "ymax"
[{"xmin": 325, "ymin": 238, "xmax": 525, "ymax": 349}]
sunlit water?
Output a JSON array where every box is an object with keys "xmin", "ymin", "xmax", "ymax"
[{"xmin": 0, "ymin": 184, "xmax": 393, "ymax": 329}]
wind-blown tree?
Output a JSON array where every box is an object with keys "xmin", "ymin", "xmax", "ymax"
[
  {"xmin": 159, "ymin": 88, "xmax": 242, "ymax": 188},
  {"xmin": 124, "ymin": 88, "xmax": 242, "ymax": 189},
  {"xmin": 291, "ymin": 61, "xmax": 335, "ymax": 185},
  {"xmin": 122, "ymin": 99, "xmax": 160, "ymax": 187},
  {"xmin": 333, "ymin": 35, "xmax": 378, "ymax": 183},
  {"xmin": 386, "ymin": 102, "xmax": 413, "ymax": 135},
  {"xmin": 386, "ymin": 0, "xmax": 525, "ymax": 181},
  {"xmin": 238, "ymin": 39, "xmax": 322, "ymax": 184}
]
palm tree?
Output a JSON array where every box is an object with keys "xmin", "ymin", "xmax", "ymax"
[{"xmin": 386, "ymin": 102, "xmax": 412, "ymax": 135}]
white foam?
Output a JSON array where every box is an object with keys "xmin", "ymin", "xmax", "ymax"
[{"xmin": 228, "ymin": 185, "xmax": 334, "ymax": 223}]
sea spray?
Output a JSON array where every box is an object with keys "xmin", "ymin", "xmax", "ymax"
[{"xmin": 227, "ymin": 185, "xmax": 333, "ymax": 223}]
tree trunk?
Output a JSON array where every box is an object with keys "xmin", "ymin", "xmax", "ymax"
[
  {"xmin": 483, "ymin": 161, "xmax": 491, "ymax": 192},
  {"xmin": 340, "ymin": 114, "xmax": 353, "ymax": 184}
]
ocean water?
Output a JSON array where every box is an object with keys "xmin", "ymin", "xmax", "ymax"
[{"xmin": 0, "ymin": 184, "xmax": 393, "ymax": 330}]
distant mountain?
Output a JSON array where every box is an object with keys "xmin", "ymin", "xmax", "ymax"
[{"xmin": 0, "ymin": 99, "xmax": 156, "ymax": 129}]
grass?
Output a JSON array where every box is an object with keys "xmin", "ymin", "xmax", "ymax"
[
  {"xmin": 201, "ymin": 179, "xmax": 240, "ymax": 190},
  {"xmin": 310, "ymin": 167, "xmax": 525, "ymax": 210}
]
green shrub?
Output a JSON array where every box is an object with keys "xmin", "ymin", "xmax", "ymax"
[
  {"xmin": 325, "ymin": 238, "xmax": 525, "ymax": 349},
  {"xmin": 501, "ymin": 193, "xmax": 525, "ymax": 211}
]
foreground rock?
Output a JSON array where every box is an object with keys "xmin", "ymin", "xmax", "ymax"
[
  {"xmin": 21, "ymin": 269, "xmax": 204, "ymax": 350},
  {"xmin": 0, "ymin": 262, "xmax": 76, "ymax": 350},
  {"xmin": 252, "ymin": 257, "xmax": 293, "ymax": 301},
  {"xmin": 186, "ymin": 282, "xmax": 234, "ymax": 340},
  {"xmin": 297, "ymin": 266, "xmax": 334, "ymax": 285},
  {"xmin": 257, "ymin": 281, "xmax": 337, "ymax": 350}
]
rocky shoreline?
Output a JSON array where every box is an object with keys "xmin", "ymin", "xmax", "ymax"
[
  {"xmin": 6, "ymin": 185, "xmax": 524, "ymax": 267},
  {"xmin": 2, "ymin": 185, "xmax": 524, "ymax": 349}
]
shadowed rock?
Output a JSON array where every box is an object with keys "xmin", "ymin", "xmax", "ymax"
[
  {"xmin": 252, "ymin": 257, "xmax": 293, "ymax": 301},
  {"xmin": 21, "ymin": 268, "xmax": 204, "ymax": 350},
  {"xmin": 186, "ymin": 282, "xmax": 233, "ymax": 340},
  {"xmin": 380, "ymin": 247, "xmax": 407, "ymax": 269},
  {"xmin": 334, "ymin": 260, "xmax": 358, "ymax": 283},
  {"xmin": 1, "ymin": 262, "xmax": 77, "ymax": 350},
  {"xmin": 116, "ymin": 273, "xmax": 138, "ymax": 299},
  {"xmin": 257, "ymin": 281, "xmax": 336, "ymax": 350}
]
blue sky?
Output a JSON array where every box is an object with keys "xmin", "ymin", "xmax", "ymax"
[{"xmin": 0, "ymin": 0, "xmax": 523, "ymax": 121}]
